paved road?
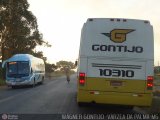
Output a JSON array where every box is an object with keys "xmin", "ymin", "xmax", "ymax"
[{"xmin": 0, "ymin": 74, "xmax": 147, "ymax": 115}]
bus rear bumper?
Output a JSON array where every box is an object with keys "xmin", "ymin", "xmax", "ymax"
[{"xmin": 77, "ymin": 90, "xmax": 152, "ymax": 107}]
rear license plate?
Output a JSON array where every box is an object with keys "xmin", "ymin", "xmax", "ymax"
[{"xmin": 110, "ymin": 81, "xmax": 122, "ymax": 86}]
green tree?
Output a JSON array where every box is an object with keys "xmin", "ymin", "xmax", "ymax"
[
  {"xmin": 45, "ymin": 63, "xmax": 57, "ymax": 73},
  {"xmin": 56, "ymin": 60, "xmax": 76, "ymax": 73},
  {"xmin": 0, "ymin": 0, "xmax": 50, "ymax": 61},
  {"xmin": 31, "ymin": 51, "xmax": 47, "ymax": 63}
]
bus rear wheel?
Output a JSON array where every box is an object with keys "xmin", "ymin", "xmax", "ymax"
[
  {"xmin": 40, "ymin": 76, "xmax": 44, "ymax": 85},
  {"xmin": 77, "ymin": 102, "xmax": 86, "ymax": 107},
  {"xmin": 32, "ymin": 79, "xmax": 36, "ymax": 87},
  {"xmin": 12, "ymin": 86, "xmax": 17, "ymax": 89}
]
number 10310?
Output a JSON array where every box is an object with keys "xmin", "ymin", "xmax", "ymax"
[{"xmin": 99, "ymin": 69, "xmax": 134, "ymax": 78}]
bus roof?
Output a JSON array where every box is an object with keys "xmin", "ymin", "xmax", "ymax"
[
  {"xmin": 7, "ymin": 54, "xmax": 34, "ymax": 62},
  {"xmin": 2, "ymin": 54, "xmax": 41, "ymax": 68}
]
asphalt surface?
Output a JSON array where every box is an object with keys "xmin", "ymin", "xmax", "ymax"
[{"xmin": 0, "ymin": 74, "xmax": 157, "ymax": 119}]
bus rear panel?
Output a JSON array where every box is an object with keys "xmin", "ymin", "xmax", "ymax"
[{"xmin": 77, "ymin": 18, "xmax": 154, "ymax": 107}]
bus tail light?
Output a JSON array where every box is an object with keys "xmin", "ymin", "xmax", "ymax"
[
  {"xmin": 147, "ymin": 76, "xmax": 153, "ymax": 90},
  {"xmin": 79, "ymin": 73, "xmax": 85, "ymax": 85}
]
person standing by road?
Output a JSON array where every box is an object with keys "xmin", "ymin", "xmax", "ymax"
[{"xmin": 64, "ymin": 66, "xmax": 70, "ymax": 83}]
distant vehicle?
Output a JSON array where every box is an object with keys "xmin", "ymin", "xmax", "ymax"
[
  {"xmin": 4, "ymin": 54, "xmax": 45, "ymax": 88},
  {"xmin": 77, "ymin": 18, "xmax": 154, "ymax": 107}
]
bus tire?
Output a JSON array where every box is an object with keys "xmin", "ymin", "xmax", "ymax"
[
  {"xmin": 32, "ymin": 79, "xmax": 36, "ymax": 87},
  {"xmin": 12, "ymin": 86, "xmax": 16, "ymax": 89},
  {"xmin": 77, "ymin": 102, "xmax": 84, "ymax": 107},
  {"xmin": 40, "ymin": 76, "xmax": 44, "ymax": 85},
  {"xmin": 123, "ymin": 105, "xmax": 134, "ymax": 109},
  {"xmin": 127, "ymin": 106, "xmax": 134, "ymax": 109}
]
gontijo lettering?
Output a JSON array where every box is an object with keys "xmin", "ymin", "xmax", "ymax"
[
  {"xmin": 92, "ymin": 44, "xmax": 143, "ymax": 53},
  {"xmin": 92, "ymin": 28, "xmax": 143, "ymax": 53}
]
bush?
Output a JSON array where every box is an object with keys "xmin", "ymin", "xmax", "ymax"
[
  {"xmin": 0, "ymin": 68, "xmax": 6, "ymax": 86},
  {"xmin": 0, "ymin": 79, "xmax": 5, "ymax": 86},
  {"xmin": 0, "ymin": 68, "xmax": 2, "ymax": 77}
]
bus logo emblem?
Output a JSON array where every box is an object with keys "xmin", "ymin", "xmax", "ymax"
[{"xmin": 102, "ymin": 29, "xmax": 135, "ymax": 43}]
